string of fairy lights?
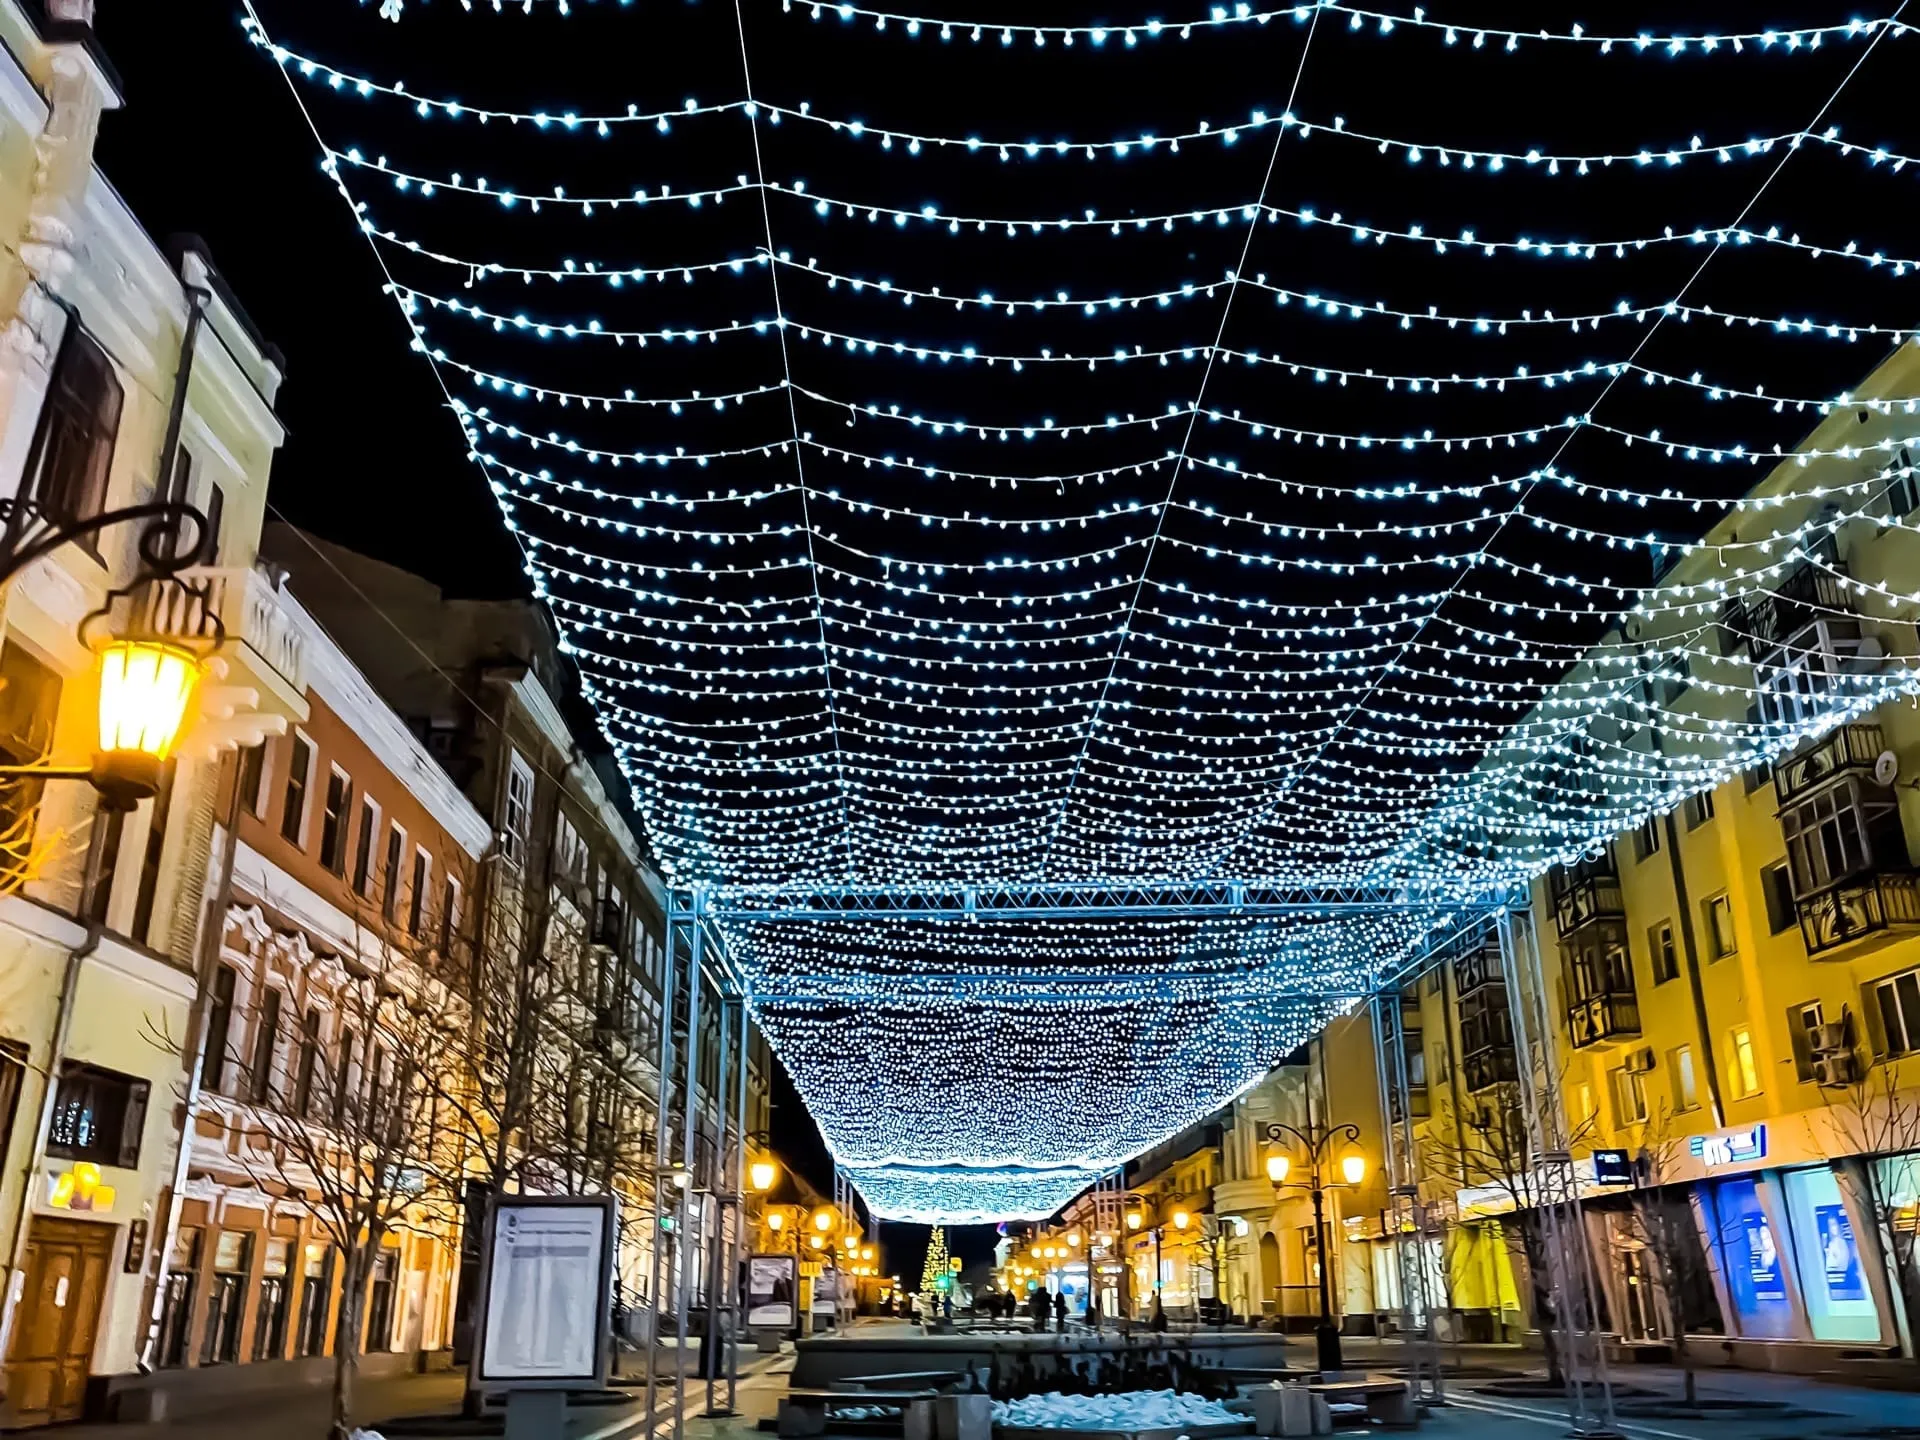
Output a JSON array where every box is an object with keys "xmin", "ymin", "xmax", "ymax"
[{"xmin": 269, "ymin": 0, "xmax": 1919, "ymax": 1216}]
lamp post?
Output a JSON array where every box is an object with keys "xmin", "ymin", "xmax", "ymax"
[{"xmin": 1265, "ymin": 1119, "xmax": 1368, "ymax": 1375}]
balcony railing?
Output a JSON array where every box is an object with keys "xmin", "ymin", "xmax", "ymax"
[
  {"xmin": 1566, "ymin": 992, "xmax": 1641, "ymax": 1049},
  {"xmin": 1463, "ymin": 1046, "xmax": 1519, "ymax": 1093},
  {"xmin": 1452, "ymin": 942, "xmax": 1502, "ymax": 996},
  {"xmin": 133, "ymin": 564, "xmax": 308, "ymax": 700},
  {"xmin": 1775, "ymin": 723, "xmax": 1888, "ymax": 807},
  {"xmin": 1552, "ymin": 873, "xmax": 1625, "ymax": 938},
  {"xmin": 1797, "ymin": 870, "xmax": 1920, "ymax": 956},
  {"xmin": 1740, "ymin": 562, "xmax": 1853, "ymax": 653}
]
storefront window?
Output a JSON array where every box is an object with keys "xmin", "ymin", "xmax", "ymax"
[
  {"xmin": 1705, "ymin": 1176, "xmax": 1796, "ymax": 1339},
  {"xmin": 1782, "ymin": 1168, "xmax": 1881, "ymax": 1343}
]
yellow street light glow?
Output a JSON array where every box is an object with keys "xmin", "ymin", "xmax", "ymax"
[
  {"xmin": 1341, "ymin": 1153, "xmax": 1368, "ymax": 1186},
  {"xmin": 1067, "ymin": 1232, "xmax": 1081, "ymax": 1247},
  {"xmin": 1266, "ymin": 1153, "xmax": 1291, "ymax": 1185},
  {"xmin": 809, "ymin": 1234, "xmax": 825, "ymax": 1249},
  {"xmin": 1172, "ymin": 1210, "xmax": 1191, "ymax": 1230},
  {"xmin": 1126, "ymin": 1213, "xmax": 1143, "ymax": 1230},
  {"xmin": 862, "ymin": 1245, "xmax": 875, "ymax": 1260},
  {"xmin": 768, "ymin": 1212, "xmax": 785, "ymax": 1231},
  {"xmin": 843, "ymin": 1233, "xmax": 860, "ymax": 1251},
  {"xmin": 750, "ymin": 1160, "xmax": 778, "ymax": 1192},
  {"xmin": 94, "ymin": 640, "xmax": 199, "ymax": 803},
  {"xmin": 813, "ymin": 1208, "xmax": 835, "ymax": 1232}
]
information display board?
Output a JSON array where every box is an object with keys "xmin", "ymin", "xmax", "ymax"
[
  {"xmin": 746, "ymin": 1253, "xmax": 798, "ymax": 1329},
  {"xmin": 473, "ymin": 1194, "xmax": 617, "ymax": 1390}
]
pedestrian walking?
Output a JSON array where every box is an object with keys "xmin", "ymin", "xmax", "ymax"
[
  {"xmin": 1053, "ymin": 1291, "xmax": 1068, "ymax": 1333},
  {"xmin": 1086, "ymin": 1292, "xmax": 1102, "ymax": 1332},
  {"xmin": 1149, "ymin": 1294, "xmax": 1167, "ymax": 1332}
]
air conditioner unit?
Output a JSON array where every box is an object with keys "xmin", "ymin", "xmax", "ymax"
[
  {"xmin": 1807, "ymin": 1021, "xmax": 1853, "ymax": 1054},
  {"xmin": 1811, "ymin": 1052, "xmax": 1864, "ymax": 1087},
  {"xmin": 1625, "ymin": 1046, "xmax": 1656, "ymax": 1074}
]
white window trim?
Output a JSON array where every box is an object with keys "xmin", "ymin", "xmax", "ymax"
[
  {"xmin": 503, "ymin": 750, "xmax": 535, "ymax": 867},
  {"xmin": 409, "ymin": 846, "xmax": 433, "ymax": 935},
  {"xmin": 283, "ymin": 730, "xmax": 317, "ymax": 848},
  {"xmin": 354, "ymin": 796, "xmax": 383, "ymax": 900},
  {"xmin": 383, "ymin": 821, "xmax": 409, "ymax": 922}
]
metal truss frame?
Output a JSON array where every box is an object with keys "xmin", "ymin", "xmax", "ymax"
[{"xmin": 701, "ymin": 879, "xmax": 1522, "ymax": 923}]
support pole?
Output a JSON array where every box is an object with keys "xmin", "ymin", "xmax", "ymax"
[
  {"xmin": 1369, "ymin": 990, "xmax": 1442, "ymax": 1405},
  {"xmin": 701, "ymin": 983, "xmax": 734, "ymax": 1417},
  {"xmin": 673, "ymin": 894, "xmax": 704, "ymax": 1440},
  {"xmin": 727, "ymin": 993, "xmax": 749, "ymax": 1412},
  {"xmin": 643, "ymin": 893, "xmax": 684, "ymax": 1440},
  {"xmin": 1496, "ymin": 908, "xmax": 1620, "ymax": 1439}
]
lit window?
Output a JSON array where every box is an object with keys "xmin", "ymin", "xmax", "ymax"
[
  {"xmin": 1669, "ymin": 1046, "xmax": 1698, "ymax": 1111},
  {"xmin": 1704, "ymin": 894, "xmax": 1737, "ymax": 959},
  {"xmin": 1731, "ymin": 1025, "xmax": 1762, "ymax": 1097},
  {"xmin": 1613, "ymin": 1066, "xmax": 1648, "ymax": 1124}
]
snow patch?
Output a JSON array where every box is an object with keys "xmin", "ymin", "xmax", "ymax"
[{"xmin": 991, "ymin": 1390, "xmax": 1242, "ymax": 1431}]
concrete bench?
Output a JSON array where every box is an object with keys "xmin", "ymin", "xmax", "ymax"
[
  {"xmin": 1303, "ymin": 1377, "xmax": 1416, "ymax": 1430},
  {"xmin": 831, "ymin": 1371, "xmax": 975, "ymax": 1393},
  {"xmin": 778, "ymin": 1388, "xmax": 939, "ymax": 1439}
]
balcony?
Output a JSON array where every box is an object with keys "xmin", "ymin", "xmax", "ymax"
[
  {"xmin": 1463, "ymin": 1045, "xmax": 1519, "ymax": 1094},
  {"xmin": 1566, "ymin": 992, "xmax": 1641, "ymax": 1049},
  {"xmin": 1549, "ymin": 858, "xmax": 1624, "ymax": 938},
  {"xmin": 1740, "ymin": 560, "xmax": 1853, "ymax": 654},
  {"xmin": 1797, "ymin": 870, "xmax": 1920, "ymax": 957},
  {"xmin": 131, "ymin": 564, "xmax": 308, "ymax": 720},
  {"xmin": 1775, "ymin": 723, "xmax": 1888, "ymax": 807},
  {"xmin": 1452, "ymin": 941, "xmax": 1502, "ymax": 996}
]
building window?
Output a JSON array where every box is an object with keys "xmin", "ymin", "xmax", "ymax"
[
  {"xmin": 237, "ymin": 743, "xmax": 267, "ymax": 818},
  {"xmin": 25, "ymin": 325, "xmax": 123, "ymax": 530},
  {"xmin": 382, "ymin": 823, "xmax": 406, "ymax": 925},
  {"xmin": 502, "ymin": 750, "xmax": 534, "ymax": 866},
  {"xmin": 1782, "ymin": 779, "xmax": 1905, "ymax": 899},
  {"xmin": 1649, "ymin": 921, "xmax": 1679, "ymax": 984},
  {"xmin": 280, "ymin": 733, "xmax": 314, "ymax": 847},
  {"xmin": 87, "ymin": 805, "xmax": 126, "ymax": 926},
  {"xmin": 1632, "ymin": 817, "xmax": 1661, "ymax": 862},
  {"xmin": 202, "ymin": 1229, "xmax": 251, "ymax": 1366},
  {"xmin": 202, "ymin": 964, "xmax": 236, "ymax": 1093},
  {"xmin": 250, "ymin": 988, "xmax": 282, "ymax": 1105},
  {"xmin": 1704, "ymin": 893, "xmax": 1737, "ymax": 959},
  {"xmin": 295, "ymin": 1244, "xmax": 333, "ymax": 1357},
  {"xmin": 335, "ymin": 1027, "xmax": 359, "ymax": 1126},
  {"xmin": 0, "ymin": 1041, "xmax": 25, "ymax": 1183},
  {"xmin": 1744, "ymin": 759, "xmax": 1773, "ymax": 796},
  {"xmin": 46, "ymin": 1062, "xmax": 149, "ymax": 1167},
  {"xmin": 293, "ymin": 1007, "xmax": 321, "ymax": 1117},
  {"xmin": 318, "ymin": 768, "xmax": 352, "ymax": 875},
  {"xmin": 440, "ymin": 876, "xmax": 462, "ymax": 955},
  {"xmin": 1887, "ymin": 447, "xmax": 1918, "ymax": 519},
  {"xmin": 352, "ymin": 796, "xmax": 380, "ymax": 899},
  {"xmin": 255, "ymin": 1240, "xmax": 292, "ymax": 1362},
  {"xmin": 1668, "ymin": 1045, "xmax": 1698, "ymax": 1111},
  {"xmin": 1685, "ymin": 790, "xmax": 1715, "ymax": 830},
  {"xmin": 408, "ymin": 849, "xmax": 430, "ymax": 936},
  {"xmin": 1730, "ymin": 1025, "xmax": 1762, "ymax": 1097},
  {"xmin": 1873, "ymin": 968, "xmax": 1920, "ymax": 1057},
  {"xmin": 1762, "ymin": 862, "xmax": 1797, "ymax": 936},
  {"xmin": 199, "ymin": 480, "xmax": 225, "ymax": 566},
  {"xmin": 1612, "ymin": 1065, "xmax": 1648, "ymax": 1124},
  {"xmin": 1788, "ymin": 1002, "xmax": 1826, "ymax": 1084}
]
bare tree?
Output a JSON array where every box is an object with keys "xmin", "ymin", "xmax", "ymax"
[
  {"xmin": 198, "ymin": 913, "xmax": 467, "ymax": 1440},
  {"xmin": 1420, "ymin": 1084, "xmax": 1597, "ymax": 1384},
  {"xmin": 1831, "ymin": 1057, "xmax": 1920, "ymax": 1349},
  {"xmin": 1627, "ymin": 1106, "xmax": 1732, "ymax": 1406}
]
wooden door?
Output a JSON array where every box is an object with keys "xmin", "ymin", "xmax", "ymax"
[{"xmin": 4, "ymin": 1216, "xmax": 115, "ymax": 1423}]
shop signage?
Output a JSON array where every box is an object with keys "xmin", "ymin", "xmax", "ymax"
[
  {"xmin": 1591, "ymin": 1150, "xmax": 1635, "ymax": 1186},
  {"xmin": 1690, "ymin": 1124, "xmax": 1767, "ymax": 1168}
]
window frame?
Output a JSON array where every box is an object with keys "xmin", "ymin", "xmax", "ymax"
[
  {"xmin": 280, "ymin": 732, "xmax": 316, "ymax": 849},
  {"xmin": 352, "ymin": 795, "xmax": 382, "ymax": 900},
  {"xmin": 1685, "ymin": 790, "xmax": 1715, "ymax": 830},
  {"xmin": 408, "ymin": 847, "xmax": 431, "ymax": 937},
  {"xmin": 1730, "ymin": 1024, "xmax": 1762, "ymax": 1097},
  {"xmin": 1703, "ymin": 892, "xmax": 1737, "ymax": 960},
  {"xmin": 1668, "ymin": 1045, "xmax": 1699, "ymax": 1112},
  {"xmin": 1761, "ymin": 861, "xmax": 1798, "ymax": 936},
  {"xmin": 1631, "ymin": 817, "xmax": 1661, "ymax": 862},
  {"xmin": 1649, "ymin": 921, "xmax": 1679, "ymax": 984},
  {"xmin": 317, "ymin": 765, "xmax": 353, "ymax": 876},
  {"xmin": 25, "ymin": 323, "xmax": 125, "ymax": 535},
  {"xmin": 382, "ymin": 821, "xmax": 408, "ymax": 925},
  {"xmin": 502, "ymin": 750, "xmax": 534, "ymax": 868}
]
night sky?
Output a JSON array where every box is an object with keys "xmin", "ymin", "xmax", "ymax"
[{"xmin": 84, "ymin": 0, "xmax": 1918, "ymax": 1229}]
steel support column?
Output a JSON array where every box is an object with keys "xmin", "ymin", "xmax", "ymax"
[
  {"xmin": 1495, "ymin": 908, "xmax": 1620, "ymax": 1439},
  {"xmin": 727, "ymin": 993, "xmax": 750, "ymax": 1411},
  {"xmin": 644, "ymin": 892, "xmax": 686, "ymax": 1440},
  {"xmin": 1369, "ymin": 991, "xmax": 1443, "ymax": 1406},
  {"xmin": 672, "ymin": 896, "xmax": 704, "ymax": 1440}
]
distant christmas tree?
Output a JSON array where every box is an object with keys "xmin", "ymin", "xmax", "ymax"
[{"xmin": 921, "ymin": 1227, "xmax": 950, "ymax": 1292}]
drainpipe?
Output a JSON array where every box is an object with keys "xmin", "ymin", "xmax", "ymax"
[
  {"xmin": 154, "ymin": 279, "xmax": 211, "ymax": 517},
  {"xmin": 137, "ymin": 759, "xmax": 244, "ymax": 1369},
  {"xmin": 0, "ymin": 808, "xmax": 113, "ymax": 1393}
]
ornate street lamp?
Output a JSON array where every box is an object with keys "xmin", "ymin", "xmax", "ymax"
[
  {"xmin": 1266, "ymin": 1119, "xmax": 1368, "ymax": 1375},
  {"xmin": 749, "ymin": 1159, "xmax": 779, "ymax": 1193}
]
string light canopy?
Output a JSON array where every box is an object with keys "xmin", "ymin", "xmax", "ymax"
[{"xmin": 260, "ymin": 0, "xmax": 1917, "ymax": 1218}]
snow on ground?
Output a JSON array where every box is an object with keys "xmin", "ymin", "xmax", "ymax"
[{"xmin": 991, "ymin": 1390, "xmax": 1243, "ymax": 1431}]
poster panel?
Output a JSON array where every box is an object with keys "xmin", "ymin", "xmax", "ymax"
[
  {"xmin": 474, "ymin": 1195, "xmax": 617, "ymax": 1389},
  {"xmin": 747, "ymin": 1253, "xmax": 798, "ymax": 1328}
]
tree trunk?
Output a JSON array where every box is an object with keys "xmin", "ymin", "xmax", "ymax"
[{"xmin": 331, "ymin": 1247, "xmax": 370, "ymax": 1440}]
